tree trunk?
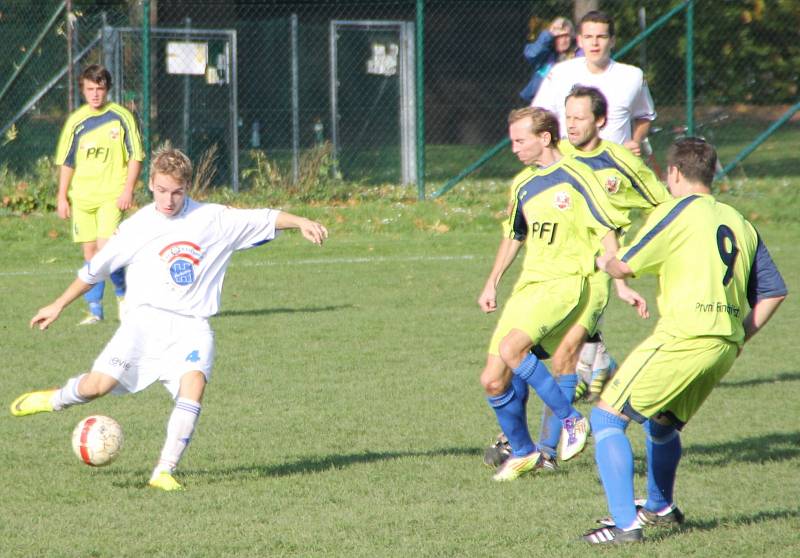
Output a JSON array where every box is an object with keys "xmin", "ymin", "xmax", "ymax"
[{"xmin": 573, "ymin": 0, "xmax": 600, "ymax": 24}]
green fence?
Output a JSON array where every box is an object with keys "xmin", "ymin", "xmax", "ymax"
[{"xmin": 1, "ymin": 0, "xmax": 798, "ymax": 198}]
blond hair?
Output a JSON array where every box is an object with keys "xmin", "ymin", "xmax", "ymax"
[
  {"xmin": 508, "ymin": 107, "xmax": 560, "ymax": 146},
  {"xmin": 150, "ymin": 145, "xmax": 193, "ymax": 186}
]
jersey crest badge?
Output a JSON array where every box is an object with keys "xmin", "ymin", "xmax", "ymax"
[
  {"xmin": 159, "ymin": 241, "xmax": 204, "ymax": 287},
  {"xmin": 554, "ymin": 191, "xmax": 571, "ymax": 210},
  {"xmin": 109, "ymin": 127, "xmax": 120, "ymax": 140},
  {"xmin": 605, "ymin": 176, "xmax": 620, "ymax": 194}
]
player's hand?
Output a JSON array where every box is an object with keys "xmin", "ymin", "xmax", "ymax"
[
  {"xmin": 298, "ymin": 219, "xmax": 328, "ymax": 245},
  {"xmin": 616, "ymin": 283, "xmax": 649, "ymax": 319},
  {"xmin": 117, "ymin": 191, "xmax": 134, "ymax": 211},
  {"xmin": 30, "ymin": 304, "xmax": 62, "ymax": 330},
  {"xmin": 478, "ymin": 284, "xmax": 498, "ymax": 313},
  {"xmin": 57, "ymin": 197, "xmax": 71, "ymax": 220},
  {"xmin": 623, "ymin": 139, "xmax": 642, "ymax": 157}
]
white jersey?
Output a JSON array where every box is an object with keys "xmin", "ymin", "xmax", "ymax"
[
  {"xmin": 78, "ymin": 198, "xmax": 279, "ymax": 318},
  {"xmin": 531, "ymin": 57, "xmax": 656, "ymax": 145}
]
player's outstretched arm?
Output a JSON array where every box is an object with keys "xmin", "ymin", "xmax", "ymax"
[
  {"xmin": 614, "ymin": 279, "xmax": 649, "ymax": 319},
  {"xmin": 30, "ymin": 277, "xmax": 93, "ymax": 330},
  {"xmin": 275, "ymin": 211, "xmax": 328, "ymax": 245},
  {"xmin": 596, "ymin": 252, "xmax": 632, "ymax": 280}
]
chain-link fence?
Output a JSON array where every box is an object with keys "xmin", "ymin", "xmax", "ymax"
[{"xmin": 1, "ymin": 0, "xmax": 798, "ymax": 196}]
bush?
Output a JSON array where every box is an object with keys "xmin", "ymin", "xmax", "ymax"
[{"xmin": 0, "ymin": 156, "xmax": 57, "ymax": 214}]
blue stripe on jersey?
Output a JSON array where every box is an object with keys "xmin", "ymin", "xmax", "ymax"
[
  {"xmin": 110, "ymin": 106, "xmax": 135, "ymax": 158},
  {"xmin": 621, "ymin": 195, "xmax": 701, "ymax": 263},
  {"xmin": 511, "ymin": 173, "xmax": 559, "ymax": 238},
  {"xmin": 747, "ymin": 234, "xmax": 788, "ymax": 306},
  {"xmin": 515, "ymin": 166, "xmax": 615, "ymax": 231},
  {"xmin": 557, "ymin": 164, "xmax": 617, "ymax": 229},
  {"xmin": 251, "ymin": 238, "xmax": 274, "ymax": 248},
  {"xmin": 64, "ymin": 111, "xmax": 127, "ymax": 167},
  {"xmin": 574, "ymin": 151, "xmax": 656, "ymax": 206}
]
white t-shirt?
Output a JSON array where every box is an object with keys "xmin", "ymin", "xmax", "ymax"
[
  {"xmin": 531, "ymin": 57, "xmax": 656, "ymax": 145},
  {"xmin": 79, "ymin": 198, "xmax": 279, "ymax": 318}
]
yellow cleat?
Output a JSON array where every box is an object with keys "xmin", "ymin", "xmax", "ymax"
[
  {"xmin": 10, "ymin": 390, "xmax": 56, "ymax": 417},
  {"xmin": 77, "ymin": 311, "xmax": 102, "ymax": 326},
  {"xmin": 148, "ymin": 471, "xmax": 184, "ymax": 492},
  {"xmin": 492, "ymin": 450, "xmax": 542, "ymax": 481}
]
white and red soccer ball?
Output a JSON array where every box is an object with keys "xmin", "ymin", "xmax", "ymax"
[{"xmin": 71, "ymin": 415, "xmax": 124, "ymax": 467}]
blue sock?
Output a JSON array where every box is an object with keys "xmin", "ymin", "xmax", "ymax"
[
  {"xmin": 514, "ymin": 353, "xmax": 578, "ymax": 421},
  {"xmin": 538, "ymin": 374, "xmax": 579, "ymax": 456},
  {"xmin": 487, "ymin": 384, "xmax": 536, "ymax": 457},
  {"xmin": 643, "ymin": 419, "xmax": 681, "ymax": 512},
  {"xmin": 591, "ymin": 407, "xmax": 637, "ymax": 530},
  {"xmin": 511, "ymin": 373, "xmax": 529, "ymax": 407},
  {"xmin": 83, "ymin": 274, "xmax": 105, "ymax": 319},
  {"xmin": 110, "ymin": 267, "xmax": 126, "ymax": 297}
]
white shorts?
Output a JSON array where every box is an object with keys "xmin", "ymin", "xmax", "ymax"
[{"xmin": 92, "ymin": 305, "xmax": 215, "ymax": 399}]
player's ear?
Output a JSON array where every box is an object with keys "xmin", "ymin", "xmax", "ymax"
[{"xmin": 597, "ymin": 116, "xmax": 607, "ymax": 130}]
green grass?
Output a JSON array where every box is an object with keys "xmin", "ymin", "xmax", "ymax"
[{"xmin": 0, "ymin": 190, "xmax": 798, "ymax": 557}]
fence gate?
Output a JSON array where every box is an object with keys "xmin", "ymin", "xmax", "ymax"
[
  {"xmin": 330, "ymin": 20, "xmax": 416, "ymax": 185},
  {"xmin": 103, "ymin": 25, "xmax": 239, "ymax": 190}
]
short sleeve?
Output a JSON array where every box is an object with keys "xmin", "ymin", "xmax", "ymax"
[
  {"xmin": 747, "ymin": 235, "xmax": 788, "ymax": 306},
  {"xmin": 219, "ymin": 207, "xmax": 279, "ymax": 251}
]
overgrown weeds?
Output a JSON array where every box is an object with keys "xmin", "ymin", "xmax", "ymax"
[{"xmin": 241, "ymin": 141, "xmax": 350, "ymax": 204}]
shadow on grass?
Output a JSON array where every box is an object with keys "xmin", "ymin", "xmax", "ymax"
[
  {"xmin": 643, "ymin": 508, "xmax": 800, "ymax": 542},
  {"xmin": 200, "ymin": 446, "xmax": 483, "ymax": 482},
  {"xmin": 215, "ymin": 304, "xmax": 353, "ymax": 318},
  {"xmin": 717, "ymin": 370, "xmax": 800, "ymax": 389},
  {"xmin": 109, "ymin": 446, "xmax": 483, "ymax": 488},
  {"xmin": 685, "ymin": 431, "xmax": 800, "ymax": 465}
]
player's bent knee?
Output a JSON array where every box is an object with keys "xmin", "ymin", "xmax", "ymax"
[
  {"xmin": 78, "ymin": 372, "xmax": 118, "ymax": 399},
  {"xmin": 178, "ymin": 371, "xmax": 207, "ymax": 402},
  {"xmin": 480, "ymin": 366, "xmax": 511, "ymax": 396}
]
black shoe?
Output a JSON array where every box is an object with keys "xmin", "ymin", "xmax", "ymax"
[
  {"xmin": 597, "ymin": 501, "xmax": 684, "ymax": 528},
  {"xmin": 482, "ymin": 433, "xmax": 511, "ymax": 468},
  {"xmin": 582, "ymin": 525, "xmax": 643, "ymax": 544},
  {"xmin": 637, "ymin": 504, "xmax": 685, "ymax": 526}
]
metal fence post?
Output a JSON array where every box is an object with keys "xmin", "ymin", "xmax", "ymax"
[
  {"xmin": 142, "ymin": 0, "xmax": 151, "ymax": 184},
  {"xmin": 686, "ymin": 0, "xmax": 694, "ymax": 135},
  {"xmin": 415, "ymin": 0, "xmax": 425, "ymax": 200}
]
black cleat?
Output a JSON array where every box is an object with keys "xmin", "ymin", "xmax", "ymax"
[{"xmin": 582, "ymin": 525, "xmax": 643, "ymax": 544}]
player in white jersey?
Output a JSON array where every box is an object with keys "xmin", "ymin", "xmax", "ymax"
[
  {"xmin": 532, "ymin": 10, "xmax": 656, "ymax": 156},
  {"xmin": 10, "ymin": 147, "xmax": 328, "ymax": 491}
]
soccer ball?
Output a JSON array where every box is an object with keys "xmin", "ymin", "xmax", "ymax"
[{"xmin": 71, "ymin": 415, "xmax": 124, "ymax": 467}]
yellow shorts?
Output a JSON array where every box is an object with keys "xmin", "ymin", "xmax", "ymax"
[
  {"xmin": 600, "ymin": 331, "xmax": 738, "ymax": 425},
  {"xmin": 70, "ymin": 197, "xmax": 123, "ymax": 243},
  {"xmin": 575, "ymin": 269, "xmax": 610, "ymax": 336},
  {"xmin": 488, "ymin": 275, "xmax": 587, "ymax": 357}
]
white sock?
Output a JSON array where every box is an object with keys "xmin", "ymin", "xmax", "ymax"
[
  {"xmin": 50, "ymin": 374, "xmax": 90, "ymax": 411},
  {"xmin": 593, "ymin": 341, "xmax": 612, "ymax": 373},
  {"xmin": 152, "ymin": 398, "xmax": 201, "ymax": 479},
  {"xmin": 577, "ymin": 342, "xmax": 599, "ymax": 384}
]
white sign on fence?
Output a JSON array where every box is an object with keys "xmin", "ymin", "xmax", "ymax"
[{"xmin": 166, "ymin": 41, "xmax": 208, "ymax": 75}]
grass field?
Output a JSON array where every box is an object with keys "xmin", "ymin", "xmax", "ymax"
[{"xmin": 1, "ymin": 187, "xmax": 798, "ymax": 556}]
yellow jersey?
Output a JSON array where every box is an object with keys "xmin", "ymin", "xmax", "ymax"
[
  {"xmin": 620, "ymin": 193, "xmax": 787, "ymax": 345},
  {"xmin": 505, "ymin": 155, "xmax": 629, "ymax": 283},
  {"xmin": 560, "ymin": 140, "xmax": 670, "ymax": 231},
  {"xmin": 55, "ymin": 102, "xmax": 144, "ymax": 204}
]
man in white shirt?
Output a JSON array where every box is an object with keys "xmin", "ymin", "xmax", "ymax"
[
  {"xmin": 10, "ymin": 147, "xmax": 328, "ymax": 491},
  {"xmin": 532, "ymin": 10, "xmax": 656, "ymax": 156}
]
